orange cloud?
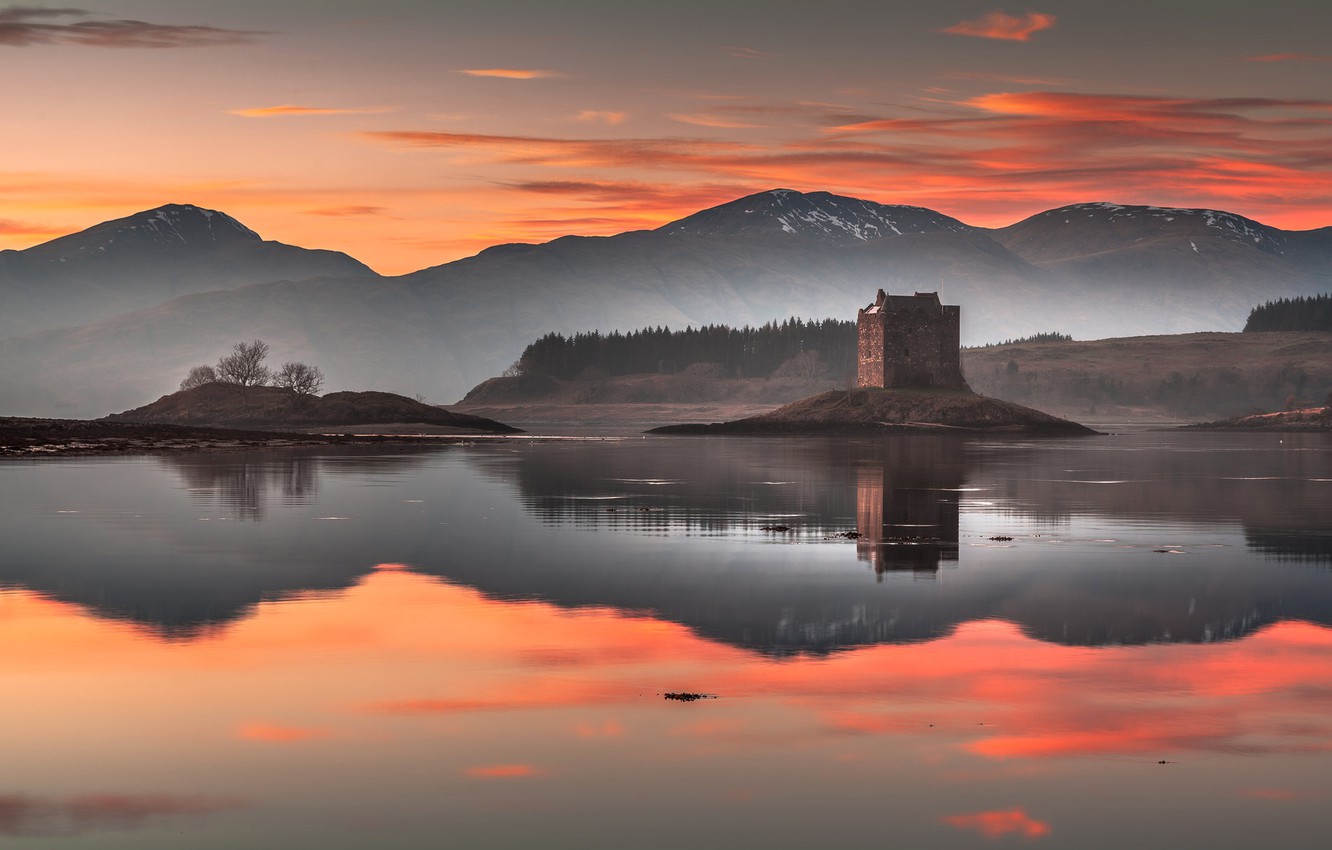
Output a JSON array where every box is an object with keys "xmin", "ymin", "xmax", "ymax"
[
  {"xmin": 459, "ymin": 68, "xmax": 561, "ymax": 79},
  {"xmin": 305, "ymin": 205, "xmax": 386, "ymax": 217},
  {"xmin": 361, "ymin": 130, "xmax": 757, "ymax": 171},
  {"xmin": 943, "ymin": 808, "xmax": 1051, "ymax": 839},
  {"xmin": 0, "ymin": 218, "xmax": 64, "ymax": 238},
  {"xmin": 942, "ymin": 11, "xmax": 1057, "ymax": 42},
  {"xmin": 462, "ymin": 764, "xmax": 547, "ymax": 779},
  {"xmin": 229, "ymin": 105, "xmax": 395, "ymax": 118},
  {"xmin": 668, "ymin": 113, "xmax": 763, "ymax": 129},
  {"xmin": 354, "ymin": 83, "xmax": 1332, "ymax": 237},
  {"xmin": 575, "ymin": 110, "xmax": 627, "ymax": 125},
  {"xmin": 0, "ymin": 7, "xmax": 261, "ymax": 48}
]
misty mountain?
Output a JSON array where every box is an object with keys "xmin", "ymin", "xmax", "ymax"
[
  {"xmin": 992, "ymin": 202, "xmax": 1332, "ymax": 329},
  {"xmin": 0, "ymin": 203, "xmax": 374, "ymax": 338},
  {"xmin": 2, "ymin": 189, "xmax": 1330, "ymax": 418}
]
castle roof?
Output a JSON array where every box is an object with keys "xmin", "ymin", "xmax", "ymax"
[{"xmin": 863, "ymin": 290, "xmax": 942, "ymax": 314}]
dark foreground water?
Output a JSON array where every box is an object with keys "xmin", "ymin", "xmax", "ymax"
[{"xmin": 1, "ymin": 431, "xmax": 1330, "ymax": 848}]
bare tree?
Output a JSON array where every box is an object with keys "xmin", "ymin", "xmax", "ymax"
[
  {"xmin": 216, "ymin": 340, "xmax": 271, "ymax": 404},
  {"xmin": 274, "ymin": 361, "xmax": 325, "ymax": 396},
  {"xmin": 179, "ymin": 364, "xmax": 217, "ymax": 391},
  {"xmin": 216, "ymin": 340, "xmax": 271, "ymax": 387}
]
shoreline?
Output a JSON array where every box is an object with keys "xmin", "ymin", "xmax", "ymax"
[{"xmin": 0, "ymin": 417, "xmax": 517, "ymax": 459}]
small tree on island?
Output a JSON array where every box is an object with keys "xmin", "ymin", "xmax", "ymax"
[
  {"xmin": 274, "ymin": 361, "xmax": 325, "ymax": 396},
  {"xmin": 179, "ymin": 364, "xmax": 218, "ymax": 391},
  {"xmin": 215, "ymin": 340, "xmax": 271, "ymax": 404}
]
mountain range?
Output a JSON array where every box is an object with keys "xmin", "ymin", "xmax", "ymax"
[{"xmin": 2, "ymin": 190, "xmax": 1329, "ymax": 417}]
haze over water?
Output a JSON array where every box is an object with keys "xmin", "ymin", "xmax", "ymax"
[{"xmin": 2, "ymin": 431, "xmax": 1330, "ymax": 848}]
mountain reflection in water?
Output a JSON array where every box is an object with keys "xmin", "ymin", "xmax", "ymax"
[
  {"xmin": 2, "ymin": 433, "xmax": 1332, "ymax": 849},
  {"xmin": 1, "ymin": 433, "xmax": 1328, "ymax": 652}
]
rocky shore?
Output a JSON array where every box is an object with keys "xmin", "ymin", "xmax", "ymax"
[{"xmin": 0, "ymin": 417, "xmax": 508, "ymax": 458}]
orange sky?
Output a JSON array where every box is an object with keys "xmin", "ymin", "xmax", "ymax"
[{"xmin": 4, "ymin": 1, "xmax": 1332, "ymax": 273}]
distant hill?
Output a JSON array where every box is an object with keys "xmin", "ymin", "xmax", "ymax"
[
  {"xmin": 105, "ymin": 383, "xmax": 519, "ymax": 432},
  {"xmin": 456, "ymin": 330, "xmax": 1332, "ymax": 424},
  {"xmin": 0, "ymin": 203, "xmax": 374, "ymax": 338},
  {"xmin": 3, "ymin": 189, "xmax": 1332, "ymax": 418},
  {"xmin": 964, "ymin": 331, "xmax": 1332, "ymax": 419}
]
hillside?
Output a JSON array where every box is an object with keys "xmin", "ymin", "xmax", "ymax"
[
  {"xmin": 453, "ymin": 330, "xmax": 1332, "ymax": 424},
  {"xmin": 963, "ymin": 331, "xmax": 1332, "ymax": 420},
  {"xmin": 0, "ymin": 204, "xmax": 374, "ymax": 339},
  {"xmin": 3, "ymin": 189, "xmax": 1332, "ymax": 418},
  {"xmin": 105, "ymin": 384, "xmax": 519, "ymax": 433}
]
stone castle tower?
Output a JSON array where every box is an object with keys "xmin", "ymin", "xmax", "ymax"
[{"xmin": 856, "ymin": 290, "xmax": 969, "ymax": 390}]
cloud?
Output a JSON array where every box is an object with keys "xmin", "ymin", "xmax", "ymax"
[
  {"xmin": 0, "ymin": 6, "xmax": 261, "ymax": 48},
  {"xmin": 360, "ymin": 87, "xmax": 1332, "ymax": 233},
  {"xmin": 498, "ymin": 179, "xmax": 756, "ymax": 209},
  {"xmin": 0, "ymin": 217, "xmax": 63, "ymax": 237},
  {"xmin": 575, "ymin": 110, "xmax": 627, "ymax": 125},
  {"xmin": 0, "ymin": 793, "xmax": 244, "ymax": 836},
  {"xmin": 229, "ymin": 105, "xmax": 396, "ymax": 118},
  {"xmin": 668, "ymin": 112, "xmax": 763, "ymax": 129},
  {"xmin": 306, "ymin": 205, "xmax": 386, "ymax": 217},
  {"xmin": 726, "ymin": 46, "xmax": 779, "ymax": 60},
  {"xmin": 942, "ymin": 10, "xmax": 1057, "ymax": 42},
  {"xmin": 458, "ymin": 68, "xmax": 561, "ymax": 79},
  {"xmin": 943, "ymin": 808, "xmax": 1052, "ymax": 839},
  {"xmin": 361, "ymin": 129, "xmax": 757, "ymax": 171},
  {"xmin": 945, "ymin": 70, "xmax": 1069, "ymax": 86}
]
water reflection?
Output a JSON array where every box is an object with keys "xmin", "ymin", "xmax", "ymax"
[
  {"xmin": 2, "ymin": 572, "xmax": 1331, "ymax": 848},
  {"xmin": 168, "ymin": 452, "xmax": 320, "ymax": 520},
  {"xmin": 854, "ymin": 440, "xmax": 963, "ymax": 576},
  {"xmin": 1, "ymin": 435, "xmax": 1330, "ymax": 654}
]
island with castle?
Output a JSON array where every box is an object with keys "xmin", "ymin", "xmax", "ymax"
[{"xmin": 651, "ymin": 290, "xmax": 1095, "ymax": 435}]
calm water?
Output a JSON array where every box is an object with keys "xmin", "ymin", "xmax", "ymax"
[{"xmin": 1, "ymin": 432, "xmax": 1330, "ymax": 848}]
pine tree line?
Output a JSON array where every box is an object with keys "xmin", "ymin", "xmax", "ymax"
[
  {"xmin": 1244, "ymin": 294, "xmax": 1332, "ymax": 332},
  {"xmin": 966, "ymin": 331, "xmax": 1073, "ymax": 349},
  {"xmin": 516, "ymin": 319, "xmax": 858, "ymax": 380}
]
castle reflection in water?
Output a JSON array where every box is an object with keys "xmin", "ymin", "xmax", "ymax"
[{"xmin": 854, "ymin": 439, "xmax": 962, "ymax": 577}]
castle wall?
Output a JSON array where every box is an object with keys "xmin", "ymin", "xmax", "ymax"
[
  {"xmin": 856, "ymin": 291, "xmax": 969, "ymax": 391},
  {"xmin": 856, "ymin": 310, "xmax": 885, "ymax": 388}
]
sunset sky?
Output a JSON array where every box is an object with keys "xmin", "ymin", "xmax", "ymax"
[{"xmin": 4, "ymin": 0, "xmax": 1332, "ymax": 273}]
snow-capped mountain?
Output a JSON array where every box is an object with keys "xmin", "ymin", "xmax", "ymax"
[
  {"xmin": 2, "ymin": 189, "xmax": 1330, "ymax": 418},
  {"xmin": 994, "ymin": 201, "xmax": 1294, "ymax": 264},
  {"xmin": 25, "ymin": 204, "xmax": 262, "ymax": 261},
  {"xmin": 660, "ymin": 189, "xmax": 976, "ymax": 243}
]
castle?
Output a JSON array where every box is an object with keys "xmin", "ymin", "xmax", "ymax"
[{"xmin": 856, "ymin": 290, "xmax": 969, "ymax": 390}]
